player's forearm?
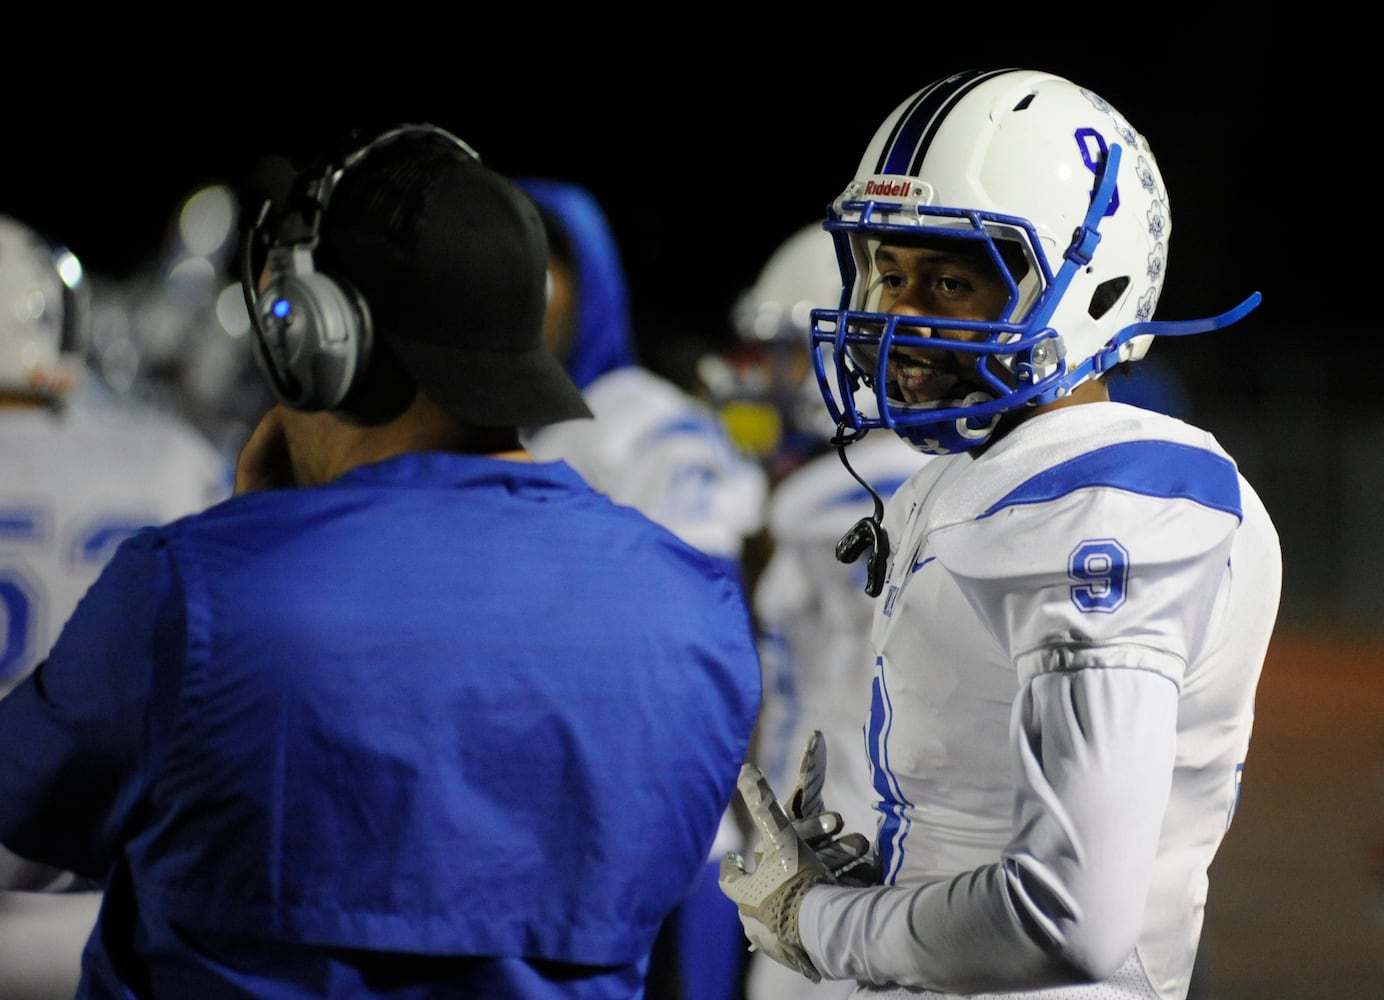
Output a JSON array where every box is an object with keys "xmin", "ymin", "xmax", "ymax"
[
  {"xmin": 0, "ymin": 846, "xmax": 95, "ymax": 893},
  {"xmin": 0, "ymin": 890, "xmax": 101, "ymax": 1000},
  {"xmin": 797, "ymin": 670, "xmax": 1176, "ymax": 991},
  {"xmin": 798, "ymin": 864, "xmax": 1082, "ymax": 992}
]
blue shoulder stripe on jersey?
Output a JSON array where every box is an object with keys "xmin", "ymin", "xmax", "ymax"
[
  {"xmin": 824, "ymin": 476, "xmax": 911, "ymax": 511},
  {"xmin": 876, "ymin": 69, "xmax": 1012, "ymax": 177},
  {"xmin": 0, "ymin": 508, "xmax": 43, "ymax": 540},
  {"xmin": 979, "ymin": 440, "xmax": 1242, "ymax": 520}
]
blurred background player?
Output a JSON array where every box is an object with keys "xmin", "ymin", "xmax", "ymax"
[
  {"xmin": 0, "ymin": 211, "xmax": 232, "ymax": 696},
  {"xmin": 515, "ymin": 179, "xmax": 769, "ymax": 1000},
  {"xmin": 517, "ymin": 179, "xmax": 767, "ymax": 584},
  {"xmin": 0, "ymin": 213, "xmax": 231, "ymax": 999},
  {"xmin": 82, "ymin": 181, "xmax": 273, "ymax": 461},
  {"xmin": 704, "ymin": 222, "xmax": 926, "ymax": 1000}
]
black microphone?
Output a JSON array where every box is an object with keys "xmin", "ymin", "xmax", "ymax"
[
  {"xmin": 243, "ymin": 154, "xmax": 298, "ymax": 222},
  {"xmin": 240, "ymin": 154, "xmax": 305, "ymax": 404},
  {"xmin": 831, "ymin": 422, "xmax": 890, "ymax": 597}
]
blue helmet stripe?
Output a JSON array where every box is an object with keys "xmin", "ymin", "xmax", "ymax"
[{"xmin": 875, "ymin": 68, "xmax": 1015, "ymax": 177}]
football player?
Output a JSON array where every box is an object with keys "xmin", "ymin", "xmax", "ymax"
[{"xmin": 719, "ymin": 67, "xmax": 1281, "ymax": 1000}]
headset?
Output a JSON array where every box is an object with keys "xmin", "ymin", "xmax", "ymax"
[{"xmin": 240, "ymin": 123, "xmax": 481, "ymax": 413}]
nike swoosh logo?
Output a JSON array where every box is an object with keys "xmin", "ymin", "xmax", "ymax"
[{"xmin": 912, "ymin": 555, "xmax": 934, "ymax": 573}]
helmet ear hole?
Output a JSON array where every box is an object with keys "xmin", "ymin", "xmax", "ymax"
[
  {"xmin": 995, "ymin": 238, "xmax": 1033, "ymax": 284},
  {"xmin": 1088, "ymin": 277, "xmax": 1130, "ymax": 321}
]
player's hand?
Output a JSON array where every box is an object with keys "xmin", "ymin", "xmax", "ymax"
[
  {"xmin": 786, "ymin": 731, "xmax": 879, "ymax": 887},
  {"xmin": 718, "ymin": 763, "xmax": 831, "ymax": 983},
  {"xmin": 234, "ymin": 406, "xmax": 296, "ymax": 494}
]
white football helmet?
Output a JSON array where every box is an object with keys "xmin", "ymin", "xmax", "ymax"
[
  {"xmin": 732, "ymin": 223, "xmax": 844, "ymax": 348},
  {"xmin": 721, "ymin": 222, "xmax": 846, "ymax": 457},
  {"xmin": 0, "ymin": 214, "xmax": 88, "ymax": 400},
  {"xmin": 810, "ymin": 67, "xmax": 1260, "ymax": 455}
]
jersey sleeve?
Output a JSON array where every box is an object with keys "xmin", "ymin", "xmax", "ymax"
[
  {"xmin": 799, "ymin": 649, "xmax": 1180, "ymax": 992},
  {"xmin": 621, "ymin": 418, "xmax": 768, "ymax": 562},
  {"xmin": 0, "ymin": 530, "xmax": 180, "ymax": 879},
  {"xmin": 928, "ymin": 450, "xmax": 1242, "ymax": 687}
]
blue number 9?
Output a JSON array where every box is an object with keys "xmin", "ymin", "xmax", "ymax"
[{"xmin": 1069, "ymin": 538, "xmax": 1128, "ymax": 613}]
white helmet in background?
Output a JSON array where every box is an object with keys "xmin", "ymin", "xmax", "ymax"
[
  {"xmin": 811, "ymin": 67, "xmax": 1259, "ymax": 454},
  {"xmin": 0, "ymin": 214, "xmax": 88, "ymax": 401},
  {"xmin": 732, "ymin": 222, "xmax": 843, "ymax": 347},
  {"xmin": 711, "ymin": 222, "xmax": 845, "ymax": 463}
]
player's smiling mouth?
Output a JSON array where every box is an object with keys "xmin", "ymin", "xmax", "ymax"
[{"xmin": 888, "ymin": 351, "xmax": 960, "ymax": 402}]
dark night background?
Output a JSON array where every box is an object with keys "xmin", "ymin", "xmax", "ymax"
[
  {"xmin": 4, "ymin": 36, "xmax": 1364, "ymax": 631},
  {"xmin": 0, "ymin": 41, "xmax": 1277, "ymax": 373},
  {"xmin": 10, "ymin": 39, "xmax": 1384, "ymax": 998}
]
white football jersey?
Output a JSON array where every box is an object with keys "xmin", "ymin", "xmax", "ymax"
[
  {"xmin": 523, "ymin": 366, "xmax": 768, "ymax": 564},
  {"xmin": 798, "ymin": 402, "xmax": 1281, "ymax": 1000},
  {"xmin": 0, "ymin": 400, "xmax": 231, "ymax": 696}
]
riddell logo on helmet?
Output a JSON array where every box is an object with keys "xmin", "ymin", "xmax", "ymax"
[{"xmin": 864, "ymin": 179, "xmax": 912, "ymax": 198}]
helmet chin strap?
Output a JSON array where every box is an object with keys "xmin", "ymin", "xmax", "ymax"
[
  {"xmin": 831, "ymin": 421, "xmax": 891, "ymax": 597},
  {"xmin": 1041, "ymin": 287, "xmax": 1264, "ymax": 406},
  {"xmin": 1104, "ymin": 292, "xmax": 1264, "ymax": 363}
]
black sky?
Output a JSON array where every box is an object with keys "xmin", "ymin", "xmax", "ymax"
[{"xmin": 0, "ymin": 40, "xmax": 1277, "ymax": 385}]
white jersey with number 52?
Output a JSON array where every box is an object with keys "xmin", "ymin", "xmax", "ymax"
[{"xmin": 0, "ymin": 401, "xmax": 230, "ymax": 696}]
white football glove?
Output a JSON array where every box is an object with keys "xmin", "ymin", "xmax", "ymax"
[
  {"xmin": 785, "ymin": 730, "xmax": 878, "ymax": 888},
  {"xmin": 719, "ymin": 762, "xmax": 831, "ymax": 982}
]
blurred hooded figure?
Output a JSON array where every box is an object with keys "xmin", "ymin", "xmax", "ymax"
[{"xmin": 518, "ymin": 179, "xmax": 767, "ymax": 583}]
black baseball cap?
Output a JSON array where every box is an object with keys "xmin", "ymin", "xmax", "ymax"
[{"xmin": 316, "ymin": 130, "xmax": 591, "ymax": 428}]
